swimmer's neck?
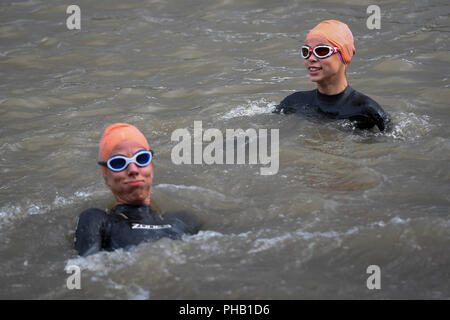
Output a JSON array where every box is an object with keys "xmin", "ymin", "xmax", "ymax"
[{"xmin": 316, "ymin": 77, "xmax": 348, "ymax": 95}]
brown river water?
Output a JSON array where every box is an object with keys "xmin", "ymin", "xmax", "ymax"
[{"xmin": 0, "ymin": 0, "xmax": 449, "ymax": 299}]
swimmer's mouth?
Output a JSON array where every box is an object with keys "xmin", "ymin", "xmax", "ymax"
[
  {"xmin": 126, "ymin": 180, "xmax": 144, "ymax": 186},
  {"xmin": 308, "ymin": 67, "xmax": 322, "ymax": 75}
]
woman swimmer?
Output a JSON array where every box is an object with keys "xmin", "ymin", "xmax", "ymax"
[
  {"xmin": 274, "ymin": 20, "xmax": 391, "ymax": 131},
  {"xmin": 74, "ymin": 123, "xmax": 199, "ymax": 256}
]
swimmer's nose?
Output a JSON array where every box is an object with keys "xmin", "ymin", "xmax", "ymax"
[
  {"xmin": 307, "ymin": 54, "xmax": 318, "ymax": 63},
  {"xmin": 126, "ymin": 162, "xmax": 140, "ymax": 175}
]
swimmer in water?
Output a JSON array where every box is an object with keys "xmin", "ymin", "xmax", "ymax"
[
  {"xmin": 273, "ymin": 20, "xmax": 391, "ymax": 131},
  {"xmin": 74, "ymin": 123, "xmax": 199, "ymax": 256}
]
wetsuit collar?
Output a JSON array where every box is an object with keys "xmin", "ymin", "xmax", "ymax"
[
  {"xmin": 113, "ymin": 204, "xmax": 151, "ymax": 221},
  {"xmin": 316, "ymin": 85, "xmax": 351, "ymax": 104}
]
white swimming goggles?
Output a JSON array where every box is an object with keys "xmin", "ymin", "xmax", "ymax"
[
  {"xmin": 98, "ymin": 149, "xmax": 153, "ymax": 172},
  {"xmin": 301, "ymin": 45, "xmax": 341, "ymax": 59}
]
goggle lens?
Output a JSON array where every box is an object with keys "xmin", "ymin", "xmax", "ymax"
[
  {"xmin": 109, "ymin": 158, "xmax": 126, "ymax": 170},
  {"xmin": 315, "ymin": 46, "xmax": 331, "ymax": 57},
  {"xmin": 136, "ymin": 152, "xmax": 150, "ymax": 165},
  {"xmin": 301, "ymin": 47, "xmax": 310, "ymax": 58}
]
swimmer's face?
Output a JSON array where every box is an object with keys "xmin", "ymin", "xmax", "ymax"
[
  {"xmin": 303, "ymin": 36, "xmax": 346, "ymax": 84},
  {"xmin": 104, "ymin": 140, "xmax": 154, "ymax": 206}
]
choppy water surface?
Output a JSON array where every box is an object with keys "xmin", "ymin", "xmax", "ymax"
[{"xmin": 0, "ymin": 0, "xmax": 449, "ymax": 299}]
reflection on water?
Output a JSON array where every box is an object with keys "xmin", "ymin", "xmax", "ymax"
[{"xmin": 0, "ymin": 0, "xmax": 449, "ymax": 299}]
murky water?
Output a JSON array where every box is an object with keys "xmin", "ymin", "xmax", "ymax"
[{"xmin": 0, "ymin": 0, "xmax": 449, "ymax": 299}]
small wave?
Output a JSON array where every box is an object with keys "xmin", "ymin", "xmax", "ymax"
[
  {"xmin": 367, "ymin": 216, "xmax": 412, "ymax": 229},
  {"xmin": 99, "ymin": 279, "xmax": 150, "ymax": 300},
  {"xmin": 248, "ymin": 227, "xmax": 359, "ymax": 254},
  {"xmin": 385, "ymin": 112, "xmax": 433, "ymax": 141},
  {"xmin": 0, "ymin": 188, "xmax": 107, "ymax": 229},
  {"xmin": 66, "ymin": 249, "xmax": 136, "ymax": 275},
  {"xmin": 221, "ymin": 98, "xmax": 276, "ymax": 120},
  {"xmin": 184, "ymin": 230, "xmax": 252, "ymax": 243},
  {"xmin": 155, "ymin": 183, "xmax": 228, "ymax": 200},
  {"xmin": 248, "ymin": 233, "xmax": 292, "ymax": 254},
  {"xmin": 386, "ymin": 112, "xmax": 433, "ymax": 141},
  {"xmin": 187, "ymin": 230, "xmax": 225, "ymax": 240},
  {"xmin": 333, "ymin": 111, "xmax": 435, "ymax": 141}
]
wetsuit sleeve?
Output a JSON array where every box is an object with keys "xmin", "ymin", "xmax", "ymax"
[
  {"xmin": 273, "ymin": 91, "xmax": 317, "ymax": 115},
  {"xmin": 74, "ymin": 208, "xmax": 108, "ymax": 256},
  {"xmin": 273, "ymin": 102, "xmax": 297, "ymax": 114},
  {"xmin": 348, "ymin": 94, "xmax": 391, "ymax": 132},
  {"xmin": 272, "ymin": 93, "xmax": 299, "ymax": 114}
]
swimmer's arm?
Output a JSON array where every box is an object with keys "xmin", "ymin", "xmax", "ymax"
[
  {"xmin": 349, "ymin": 111, "xmax": 385, "ymax": 131},
  {"xmin": 273, "ymin": 91, "xmax": 316, "ymax": 115},
  {"xmin": 272, "ymin": 102, "xmax": 296, "ymax": 115},
  {"xmin": 272, "ymin": 93, "xmax": 296, "ymax": 114},
  {"xmin": 349, "ymin": 97, "xmax": 391, "ymax": 131},
  {"xmin": 74, "ymin": 208, "xmax": 107, "ymax": 256}
]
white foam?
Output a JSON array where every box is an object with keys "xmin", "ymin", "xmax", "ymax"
[
  {"xmin": 221, "ymin": 98, "xmax": 276, "ymax": 119},
  {"xmin": 184, "ymin": 230, "xmax": 252, "ymax": 245},
  {"xmin": 126, "ymin": 284, "xmax": 150, "ymax": 300},
  {"xmin": 66, "ymin": 249, "xmax": 136, "ymax": 274},
  {"xmin": 100, "ymin": 278, "xmax": 150, "ymax": 300},
  {"xmin": 0, "ymin": 188, "xmax": 107, "ymax": 229},
  {"xmin": 387, "ymin": 112, "xmax": 433, "ymax": 141},
  {"xmin": 188, "ymin": 230, "xmax": 225, "ymax": 241},
  {"xmin": 248, "ymin": 227, "xmax": 360, "ymax": 254},
  {"xmin": 248, "ymin": 233, "xmax": 292, "ymax": 254},
  {"xmin": 390, "ymin": 216, "xmax": 411, "ymax": 225}
]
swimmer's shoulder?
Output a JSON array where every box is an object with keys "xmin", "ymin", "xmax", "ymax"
[
  {"xmin": 274, "ymin": 89, "xmax": 317, "ymax": 114},
  {"xmin": 77, "ymin": 207, "xmax": 108, "ymax": 222},
  {"xmin": 75, "ymin": 208, "xmax": 109, "ymax": 234},
  {"xmin": 74, "ymin": 208, "xmax": 110, "ymax": 256},
  {"xmin": 346, "ymin": 86, "xmax": 388, "ymax": 115},
  {"xmin": 281, "ymin": 89, "xmax": 316, "ymax": 105}
]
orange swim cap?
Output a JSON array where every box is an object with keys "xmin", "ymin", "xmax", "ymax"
[
  {"xmin": 305, "ymin": 20, "xmax": 355, "ymax": 65},
  {"xmin": 98, "ymin": 123, "xmax": 150, "ymax": 175}
]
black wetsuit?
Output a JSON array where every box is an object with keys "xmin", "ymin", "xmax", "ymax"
[
  {"xmin": 74, "ymin": 205, "xmax": 199, "ymax": 256},
  {"xmin": 273, "ymin": 86, "xmax": 391, "ymax": 131}
]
